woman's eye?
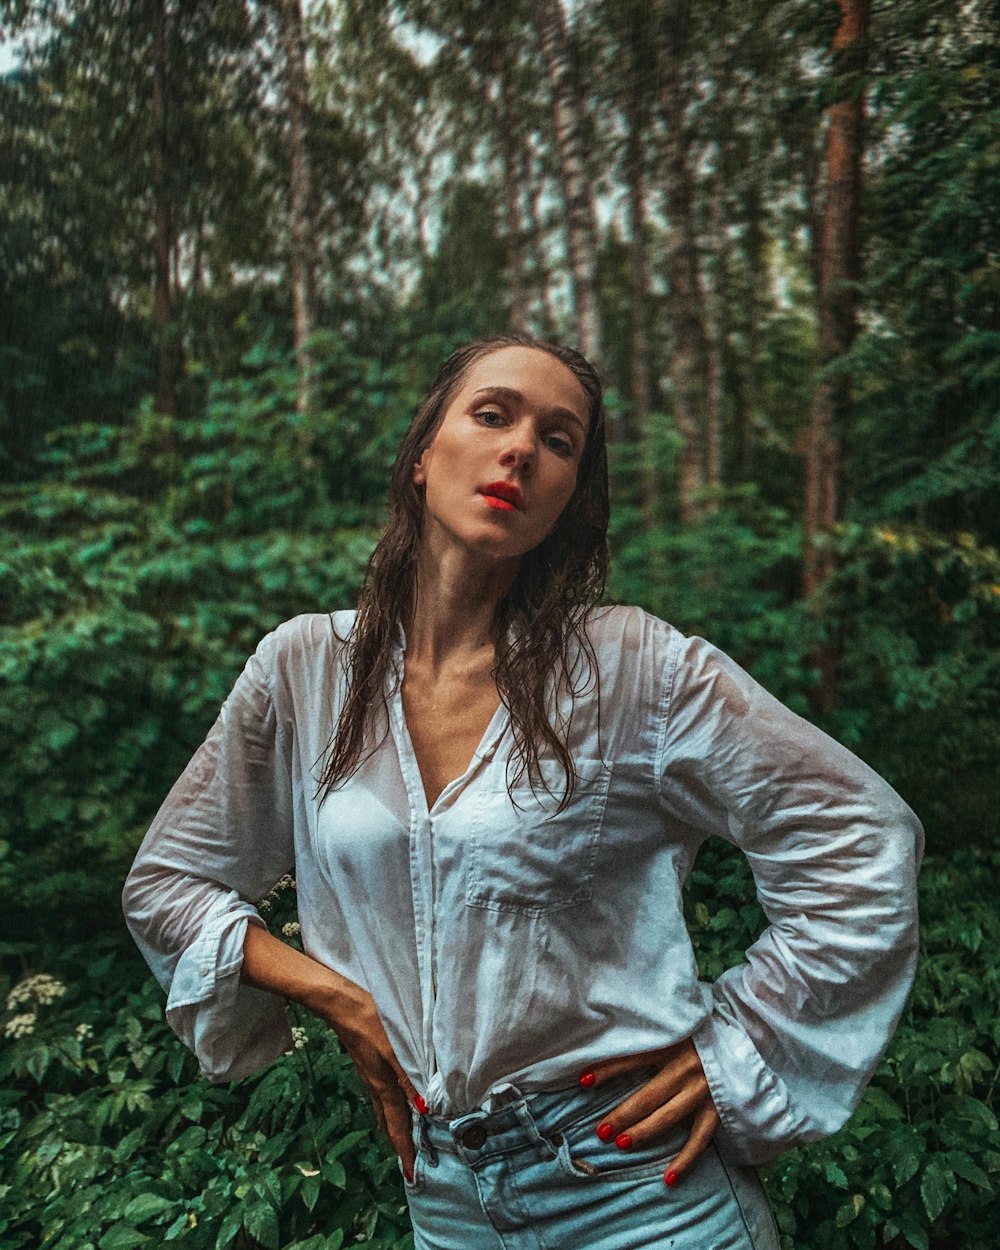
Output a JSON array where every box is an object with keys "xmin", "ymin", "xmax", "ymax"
[
  {"xmin": 545, "ymin": 433, "xmax": 574, "ymax": 457},
  {"xmin": 476, "ymin": 409, "xmax": 506, "ymax": 427}
]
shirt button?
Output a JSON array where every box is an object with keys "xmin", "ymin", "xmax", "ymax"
[
  {"xmin": 457, "ymin": 1123, "xmax": 488, "ymax": 1150},
  {"xmin": 200, "ymin": 968, "xmax": 210, "ymax": 977}
]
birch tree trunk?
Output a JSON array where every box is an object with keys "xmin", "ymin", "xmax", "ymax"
[
  {"xmin": 493, "ymin": 51, "xmax": 530, "ymax": 336},
  {"xmin": 520, "ymin": 138, "xmax": 557, "ymax": 334},
  {"xmin": 622, "ymin": 0, "xmax": 656, "ymax": 512},
  {"xmin": 275, "ymin": 0, "xmax": 316, "ymax": 418},
  {"xmin": 658, "ymin": 3, "xmax": 713, "ymax": 521},
  {"xmin": 531, "ymin": 0, "xmax": 603, "ymax": 366},
  {"xmin": 803, "ymin": 0, "xmax": 870, "ymax": 600}
]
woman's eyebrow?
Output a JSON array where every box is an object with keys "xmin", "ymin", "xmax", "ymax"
[{"xmin": 470, "ymin": 386, "xmax": 586, "ymax": 433}]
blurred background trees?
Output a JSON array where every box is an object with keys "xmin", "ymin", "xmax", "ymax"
[
  {"xmin": 4, "ymin": 0, "xmax": 997, "ymax": 926},
  {"xmin": 1, "ymin": 3, "xmax": 999, "ymax": 1242}
]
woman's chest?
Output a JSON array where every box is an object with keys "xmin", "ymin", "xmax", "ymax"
[{"xmin": 401, "ymin": 666, "xmax": 502, "ymax": 810}]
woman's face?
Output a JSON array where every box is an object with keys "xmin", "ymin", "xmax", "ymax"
[{"xmin": 412, "ymin": 346, "xmax": 590, "ymax": 566}]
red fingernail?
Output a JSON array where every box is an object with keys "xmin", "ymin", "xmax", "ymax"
[
  {"xmin": 414, "ymin": 1095, "xmax": 428, "ymax": 1114},
  {"xmin": 404, "ymin": 1168, "xmax": 413, "ymax": 1183},
  {"xmin": 596, "ymin": 1121, "xmax": 615, "ymax": 1142},
  {"xmin": 579, "ymin": 1071, "xmax": 596, "ymax": 1088},
  {"xmin": 665, "ymin": 1169, "xmax": 679, "ymax": 1187},
  {"xmin": 615, "ymin": 1132, "xmax": 632, "ymax": 1151}
]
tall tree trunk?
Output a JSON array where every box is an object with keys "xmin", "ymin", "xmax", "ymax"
[
  {"xmin": 658, "ymin": 1, "xmax": 713, "ymax": 520},
  {"xmin": 803, "ymin": 0, "xmax": 871, "ymax": 707},
  {"xmin": 531, "ymin": 0, "xmax": 603, "ymax": 367},
  {"xmin": 275, "ymin": 0, "xmax": 316, "ymax": 418},
  {"xmin": 703, "ymin": 176, "xmax": 728, "ymax": 502},
  {"xmin": 520, "ymin": 138, "xmax": 557, "ymax": 334},
  {"xmin": 622, "ymin": 1, "xmax": 655, "ymax": 514},
  {"xmin": 493, "ymin": 52, "xmax": 530, "ymax": 335},
  {"xmin": 150, "ymin": 0, "xmax": 179, "ymax": 416},
  {"xmin": 735, "ymin": 178, "xmax": 766, "ymax": 478}
]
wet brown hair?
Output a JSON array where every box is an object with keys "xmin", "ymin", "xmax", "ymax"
[{"xmin": 318, "ymin": 335, "xmax": 609, "ymax": 805}]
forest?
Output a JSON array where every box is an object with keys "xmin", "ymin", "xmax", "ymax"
[{"xmin": 1, "ymin": 0, "xmax": 998, "ymax": 1247}]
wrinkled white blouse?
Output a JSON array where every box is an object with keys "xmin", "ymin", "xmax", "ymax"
[{"xmin": 123, "ymin": 606, "xmax": 923, "ymax": 1165}]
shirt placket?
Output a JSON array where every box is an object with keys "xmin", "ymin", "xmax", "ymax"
[{"xmin": 388, "ymin": 679, "xmax": 509, "ymax": 1112}]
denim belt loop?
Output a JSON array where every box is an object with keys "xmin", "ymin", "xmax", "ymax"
[{"xmin": 513, "ymin": 1098, "xmax": 555, "ymax": 1153}]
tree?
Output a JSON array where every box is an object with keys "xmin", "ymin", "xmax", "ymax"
[
  {"xmin": 274, "ymin": 0, "xmax": 317, "ymax": 416},
  {"xmin": 532, "ymin": 0, "xmax": 604, "ymax": 365},
  {"xmin": 803, "ymin": 0, "xmax": 871, "ymax": 599}
]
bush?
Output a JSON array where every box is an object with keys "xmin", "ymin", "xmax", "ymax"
[{"xmin": 2, "ymin": 850, "xmax": 997, "ymax": 1249}]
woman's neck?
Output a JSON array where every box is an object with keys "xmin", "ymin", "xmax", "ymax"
[{"xmin": 406, "ymin": 543, "xmax": 516, "ymax": 672}]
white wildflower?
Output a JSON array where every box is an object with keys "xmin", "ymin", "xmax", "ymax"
[
  {"xmin": 75, "ymin": 1022, "xmax": 94, "ymax": 1041},
  {"xmin": 6, "ymin": 973, "xmax": 67, "ymax": 1009},
  {"xmin": 281, "ymin": 922, "xmax": 301, "ymax": 938},
  {"xmin": 285, "ymin": 1026, "xmax": 309, "ymax": 1055},
  {"xmin": 4, "ymin": 1012, "xmax": 37, "ymax": 1039},
  {"xmin": 275, "ymin": 874, "xmax": 296, "ymax": 892}
]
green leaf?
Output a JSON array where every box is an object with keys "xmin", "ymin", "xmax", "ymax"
[
  {"xmin": 823, "ymin": 1161, "xmax": 849, "ymax": 1188},
  {"xmin": 300, "ymin": 1175, "xmax": 321, "ymax": 1213},
  {"xmin": 322, "ymin": 1159, "xmax": 346, "ymax": 1189},
  {"xmin": 945, "ymin": 1150, "xmax": 994, "ymax": 1191},
  {"xmin": 920, "ymin": 1158, "xmax": 957, "ymax": 1222},
  {"xmin": 902, "ymin": 1226, "xmax": 929, "ymax": 1250},
  {"xmin": 99, "ymin": 1228, "xmax": 150, "ymax": 1250},
  {"xmin": 214, "ymin": 1207, "xmax": 244, "ymax": 1250},
  {"xmin": 243, "ymin": 1201, "xmax": 279, "ymax": 1250},
  {"xmin": 834, "ymin": 1193, "xmax": 865, "ymax": 1227},
  {"xmin": 122, "ymin": 1194, "xmax": 176, "ymax": 1224},
  {"xmin": 888, "ymin": 1139, "xmax": 922, "ymax": 1186}
]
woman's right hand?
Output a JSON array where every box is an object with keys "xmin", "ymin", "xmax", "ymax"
[
  {"xmin": 302, "ymin": 972, "xmax": 422, "ymax": 1177},
  {"xmin": 241, "ymin": 923, "xmax": 421, "ymax": 1177}
]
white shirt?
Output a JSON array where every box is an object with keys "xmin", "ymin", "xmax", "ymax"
[{"xmin": 123, "ymin": 606, "xmax": 923, "ymax": 1165}]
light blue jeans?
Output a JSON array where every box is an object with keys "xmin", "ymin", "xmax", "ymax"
[{"xmin": 402, "ymin": 1070, "xmax": 781, "ymax": 1249}]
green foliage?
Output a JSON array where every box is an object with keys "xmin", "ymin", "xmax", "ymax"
[
  {"xmin": 685, "ymin": 842, "xmax": 1000, "ymax": 1250},
  {"xmin": 824, "ymin": 524, "xmax": 1000, "ymax": 840},
  {"xmin": 0, "ymin": 939, "xmax": 412, "ymax": 1249},
  {"xmin": 0, "ymin": 339, "xmax": 414, "ymax": 946},
  {"xmin": 2, "ymin": 850, "xmax": 996, "ymax": 1248}
]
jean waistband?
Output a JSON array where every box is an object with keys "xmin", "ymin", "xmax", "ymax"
[{"xmin": 418, "ymin": 1067, "xmax": 656, "ymax": 1162}]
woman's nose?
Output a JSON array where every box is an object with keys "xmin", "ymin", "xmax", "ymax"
[{"xmin": 498, "ymin": 425, "xmax": 537, "ymax": 472}]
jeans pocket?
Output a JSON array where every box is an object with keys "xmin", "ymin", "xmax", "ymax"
[
  {"xmin": 543, "ymin": 1069, "xmax": 688, "ymax": 1184},
  {"xmin": 465, "ymin": 758, "xmax": 611, "ymax": 917}
]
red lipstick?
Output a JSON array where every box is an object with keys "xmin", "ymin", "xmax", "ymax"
[{"xmin": 480, "ymin": 481, "xmax": 524, "ymax": 512}]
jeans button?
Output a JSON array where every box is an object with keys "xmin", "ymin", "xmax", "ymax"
[{"xmin": 458, "ymin": 1123, "xmax": 488, "ymax": 1150}]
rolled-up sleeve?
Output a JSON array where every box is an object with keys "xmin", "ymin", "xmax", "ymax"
[
  {"xmin": 122, "ymin": 630, "xmax": 295, "ymax": 1081},
  {"xmin": 657, "ymin": 633, "xmax": 923, "ymax": 1165}
]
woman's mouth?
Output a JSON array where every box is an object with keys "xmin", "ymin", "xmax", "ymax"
[{"xmin": 480, "ymin": 482, "xmax": 524, "ymax": 512}]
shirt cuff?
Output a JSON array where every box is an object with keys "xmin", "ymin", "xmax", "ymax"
[
  {"xmin": 691, "ymin": 1000, "xmax": 811, "ymax": 1166},
  {"xmin": 166, "ymin": 910, "xmax": 293, "ymax": 1082}
]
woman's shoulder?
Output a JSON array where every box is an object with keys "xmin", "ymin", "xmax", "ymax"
[
  {"xmin": 584, "ymin": 603, "xmax": 683, "ymax": 656},
  {"xmin": 254, "ymin": 610, "xmax": 358, "ymax": 690}
]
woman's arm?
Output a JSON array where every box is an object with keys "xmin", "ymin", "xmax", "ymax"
[
  {"xmin": 240, "ymin": 924, "xmax": 421, "ymax": 1175},
  {"xmin": 124, "ymin": 627, "xmax": 300, "ymax": 1080},
  {"xmin": 657, "ymin": 632, "xmax": 923, "ymax": 1165}
]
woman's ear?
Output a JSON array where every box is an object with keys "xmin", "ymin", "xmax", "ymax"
[{"xmin": 412, "ymin": 449, "xmax": 428, "ymax": 487}]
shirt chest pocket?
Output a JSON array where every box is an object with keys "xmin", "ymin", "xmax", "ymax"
[{"xmin": 465, "ymin": 758, "xmax": 611, "ymax": 917}]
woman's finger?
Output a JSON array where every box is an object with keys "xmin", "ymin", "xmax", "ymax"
[
  {"xmin": 382, "ymin": 1087, "xmax": 418, "ymax": 1176},
  {"xmin": 605, "ymin": 1044, "xmax": 706, "ymax": 1129},
  {"xmin": 612, "ymin": 1078, "xmax": 710, "ymax": 1148},
  {"xmin": 662, "ymin": 1103, "xmax": 721, "ymax": 1186},
  {"xmin": 578, "ymin": 1045, "xmax": 674, "ymax": 1089}
]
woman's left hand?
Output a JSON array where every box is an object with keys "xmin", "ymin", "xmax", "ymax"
[{"xmin": 579, "ymin": 1039, "xmax": 720, "ymax": 1186}]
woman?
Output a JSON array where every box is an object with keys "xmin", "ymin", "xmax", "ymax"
[{"xmin": 124, "ymin": 337, "xmax": 923, "ymax": 1250}]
